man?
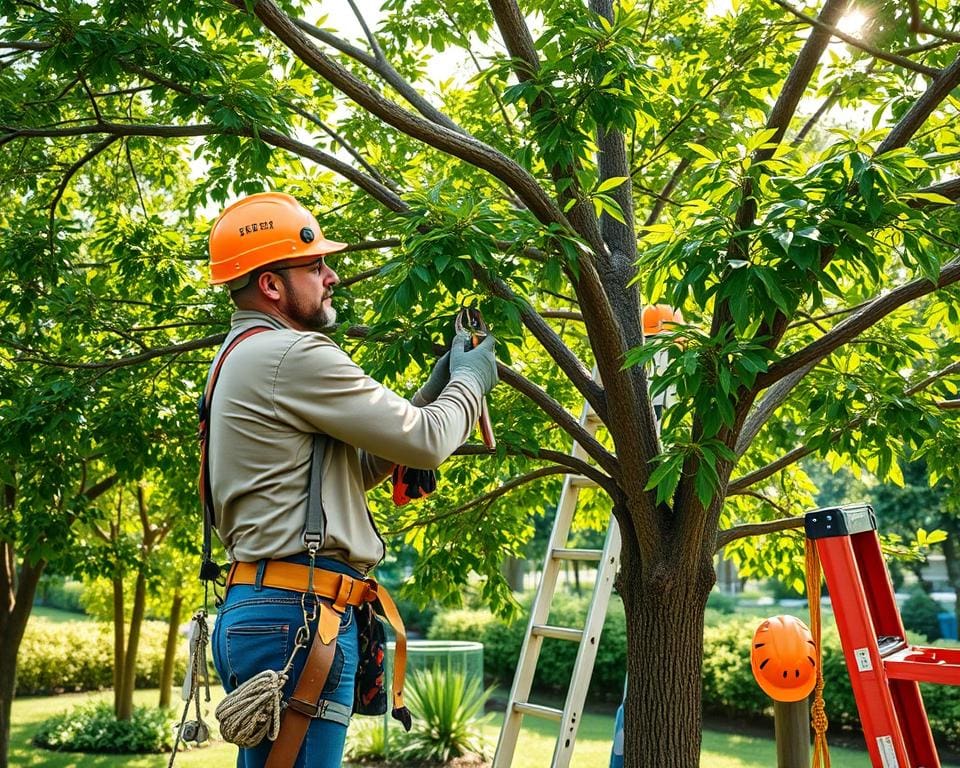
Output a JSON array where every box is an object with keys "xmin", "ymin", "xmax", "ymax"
[{"xmin": 204, "ymin": 191, "xmax": 498, "ymax": 767}]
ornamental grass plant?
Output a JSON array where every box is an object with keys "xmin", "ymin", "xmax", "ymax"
[{"xmin": 397, "ymin": 664, "xmax": 493, "ymax": 765}]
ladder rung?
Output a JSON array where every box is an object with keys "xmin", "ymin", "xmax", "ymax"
[
  {"xmin": 552, "ymin": 547, "xmax": 603, "ymax": 562},
  {"xmin": 570, "ymin": 475, "xmax": 598, "ymax": 488},
  {"xmin": 877, "ymin": 636, "xmax": 907, "ymax": 657},
  {"xmin": 532, "ymin": 624, "xmax": 583, "ymax": 642},
  {"xmin": 513, "ymin": 702, "xmax": 563, "ymax": 722}
]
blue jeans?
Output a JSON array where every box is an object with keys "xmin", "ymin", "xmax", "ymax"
[{"xmin": 212, "ymin": 559, "xmax": 360, "ymax": 768}]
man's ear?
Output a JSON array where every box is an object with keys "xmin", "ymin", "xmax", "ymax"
[{"xmin": 256, "ymin": 271, "xmax": 283, "ymax": 301}]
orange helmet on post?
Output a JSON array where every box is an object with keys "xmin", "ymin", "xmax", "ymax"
[
  {"xmin": 750, "ymin": 615, "xmax": 818, "ymax": 702},
  {"xmin": 208, "ymin": 192, "xmax": 347, "ymax": 288},
  {"xmin": 642, "ymin": 304, "xmax": 682, "ymax": 336}
]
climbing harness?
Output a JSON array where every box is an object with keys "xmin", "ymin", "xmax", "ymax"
[
  {"xmin": 188, "ymin": 325, "xmax": 411, "ymax": 768},
  {"xmin": 805, "ymin": 540, "xmax": 831, "ymax": 768}
]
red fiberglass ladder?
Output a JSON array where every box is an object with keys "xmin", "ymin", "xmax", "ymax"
[{"xmin": 805, "ymin": 504, "xmax": 960, "ymax": 768}]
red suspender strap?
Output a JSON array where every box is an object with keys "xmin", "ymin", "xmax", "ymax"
[{"xmin": 198, "ymin": 326, "xmax": 271, "ymax": 580}]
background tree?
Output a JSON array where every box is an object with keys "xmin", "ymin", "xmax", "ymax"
[{"xmin": 2, "ymin": 1, "xmax": 960, "ymax": 767}]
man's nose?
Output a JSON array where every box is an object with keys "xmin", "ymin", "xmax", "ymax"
[{"xmin": 324, "ymin": 264, "xmax": 340, "ymax": 285}]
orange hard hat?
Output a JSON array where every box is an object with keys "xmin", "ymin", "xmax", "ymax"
[
  {"xmin": 642, "ymin": 304, "xmax": 682, "ymax": 336},
  {"xmin": 750, "ymin": 615, "xmax": 817, "ymax": 702},
  {"xmin": 208, "ymin": 192, "xmax": 347, "ymax": 287}
]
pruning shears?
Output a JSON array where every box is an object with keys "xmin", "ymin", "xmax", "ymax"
[{"xmin": 455, "ymin": 306, "xmax": 496, "ymax": 450}]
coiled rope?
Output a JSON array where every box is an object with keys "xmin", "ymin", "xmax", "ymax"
[
  {"xmin": 805, "ymin": 542, "xmax": 831, "ymax": 768},
  {"xmin": 215, "ymin": 668, "xmax": 288, "ymax": 748}
]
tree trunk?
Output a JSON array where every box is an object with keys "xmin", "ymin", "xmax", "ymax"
[
  {"xmin": 112, "ymin": 575, "xmax": 124, "ymax": 716},
  {"xmin": 619, "ymin": 549, "xmax": 714, "ymax": 768},
  {"xmin": 159, "ymin": 588, "xmax": 183, "ymax": 708},
  {"xmin": 0, "ymin": 553, "xmax": 45, "ymax": 768},
  {"xmin": 117, "ymin": 569, "xmax": 147, "ymax": 720}
]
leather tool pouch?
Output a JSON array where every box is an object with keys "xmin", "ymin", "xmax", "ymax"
[{"xmin": 353, "ymin": 601, "xmax": 388, "ymax": 716}]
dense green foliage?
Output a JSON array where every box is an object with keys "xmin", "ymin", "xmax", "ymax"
[
  {"xmin": 33, "ymin": 701, "xmax": 172, "ymax": 754},
  {"xmin": 15, "ymin": 618, "xmax": 186, "ymax": 696}
]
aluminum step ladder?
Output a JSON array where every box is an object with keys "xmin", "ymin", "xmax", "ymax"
[{"xmin": 492, "ymin": 397, "xmax": 620, "ymax": 768}]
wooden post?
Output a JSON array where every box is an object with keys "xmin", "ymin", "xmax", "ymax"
[{"xmin": 774, "ymin": 699, "xmax": 810, "ymax": 768}]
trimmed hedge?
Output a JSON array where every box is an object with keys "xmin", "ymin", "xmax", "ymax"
[
  {"xmin": 34, "ymin": 575, "xmax": 86, "ymax": 614},
  {"xmin": 16, "ymin": 618, "xmax": 186, "ymax": 696},
  {"xmin": 34, "ymin": 701, "xmax": 172, "ymax": 754},
  {"xmin": 430, "ymin": 607, "xmax": 960, "ymax": 751}
]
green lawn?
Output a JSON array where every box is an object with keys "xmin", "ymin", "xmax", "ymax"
[{"xmin": 13, "ymin": 687, "xmax": 947, "ymax": 768}]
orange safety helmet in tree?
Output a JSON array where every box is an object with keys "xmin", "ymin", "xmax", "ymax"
[
  {"xmin": 208, "ymin": 192, "xmax": 346, "ymax": 288},
  {"xmin": 642, "ymin": 303, "xmax": 682, "ymax": 336},
  {"xmin": 750, "ymin": 615, "xmax": 818, "ymax": 702}
]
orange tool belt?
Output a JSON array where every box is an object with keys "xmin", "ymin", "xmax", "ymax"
[{"xmin": 224, "ymin": 561, "xmax": 409, "ymax": 767}]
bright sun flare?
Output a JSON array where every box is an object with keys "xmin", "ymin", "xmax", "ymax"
[{"xmin": 836, "ymin": 9, "xmax": 869, "ymax": 37}]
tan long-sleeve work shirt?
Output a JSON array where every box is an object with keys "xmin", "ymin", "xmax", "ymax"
[{"xmin": 208, "ymin": 310, "xmax": 483, "ymax": 572}]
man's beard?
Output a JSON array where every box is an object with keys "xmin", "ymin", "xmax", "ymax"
[{"xmin": 287, "ymin": 282, "xmax": 336, "ymax": 331}]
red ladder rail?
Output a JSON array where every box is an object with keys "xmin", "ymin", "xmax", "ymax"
[{"xmin": 805, "ymin": 504, "xmax": 960, "ymax": 768}]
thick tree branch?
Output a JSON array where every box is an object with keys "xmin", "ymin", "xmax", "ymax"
[
  {"xmin": 770, "ymin": 0, "xmax": 940, "ymax": 77},
  {"xmin": 487, "ymin": 0, "xmax": 605, "ymax": 256},
  {"xmin": 10, "ymin": 333, "xmax": 226, "ymax": 371},
  {"xmin": 731, "ymin": 360, "xmax": 960, "ymax": 490},
  {"xmin": 716, "ymin": 515, "xmax": 803, "ymax": 551},
  {"xmin": 383, "ymin": 465, "xmax": 571, "ymax": 536},
  {"xmin": 540, "ymin": 310, "xmax": 583, "ymax": 321},
  {"xmin": 244, "ymin": 1, "xmax": 573, "ymax": 233},
  {"xmin": 294, "ymin": 17, "xmax": 465, "ymax": 134},
  {"xmin": 724, "ymin": 0, "xmax": 849, "ymax": 268},
  {"xmin": 455, "ymin": 444, "xmax": 615, "ymax": 495},
  {"xmin": 907, "ymin": 0, "xmax": 960, "ymax": 44},
  {"xmin": 757, "ymin": 257, "xmax": 960, "ymax": 389},
  {"xmin": 498, "ymin": 364, "xmax": 619, "ymax": 479},
  {"xmin": 470, "ymin": 264, "xmax": 607, "ymax": 421},
  {"xmin": 875, "ymin": 53, "xmax": 960, "ymax": 155},
  {"xmin": 0, "ymin": 40, "xmax": 51, "ymax": 51}
]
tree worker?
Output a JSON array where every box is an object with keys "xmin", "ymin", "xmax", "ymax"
[{"xmin": 203, "ymin": 191, "xmax": 498, "ymax": 768}]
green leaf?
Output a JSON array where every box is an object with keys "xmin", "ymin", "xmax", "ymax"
[{"xmin": 596, "ymin": 176, "xmax": 628, "ymax": 193}]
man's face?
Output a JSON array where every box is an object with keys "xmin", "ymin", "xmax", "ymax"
[{"xmin": 274, "ymin": 256, "xmax": 340, "ymax": 331}]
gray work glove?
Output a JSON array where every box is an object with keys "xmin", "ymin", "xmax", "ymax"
[
  {"xmin": 411, "ymin": 351, "xmax": 450, "ymax": 406},
  {"xmin": 449, "ymin": 331, "xmax": 498, "ymax": 395}
]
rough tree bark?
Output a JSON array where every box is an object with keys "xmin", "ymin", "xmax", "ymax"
[{"xmin": 619, "ymin": 527, "xmax": 716, "ymax": 768}]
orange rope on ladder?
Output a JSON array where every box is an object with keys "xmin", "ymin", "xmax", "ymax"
[{"xmin": 805, "ymin": 543, "xmax": 831, "ymax": 768}]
